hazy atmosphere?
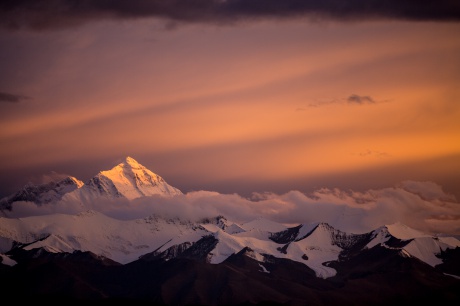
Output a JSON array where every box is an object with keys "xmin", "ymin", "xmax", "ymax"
[{"xmin": 1, "ymin": 1, "xmax": 460, "ymax": 234}]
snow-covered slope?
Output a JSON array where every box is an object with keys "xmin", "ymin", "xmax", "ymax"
[
  {"xmin": 281, "ymin": 223, "xmax": 345, "ymax": 278},
  {"xmin": 200, "ymin": 215, "xmax": 246, "ymax": 235},
  {"xmin": 262, "ymin": 222, "xmax": 372, "ymax": 278},
  {"xmin": 241, "ymin": 217, "xmax": 288, "ymax": 232},
  {"xmin": 0, "ymin": 210, "xmax": 206, "ymax": 264}
]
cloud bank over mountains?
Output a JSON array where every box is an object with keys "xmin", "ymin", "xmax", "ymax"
[{"xmin": 4, "ymin": 180, "xmax": 459, "ymax": 237}]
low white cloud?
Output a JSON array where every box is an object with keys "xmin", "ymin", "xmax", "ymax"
[
  {"xmin": 3, "ymin": 181, "xmax": 459, "ymax": 236},
  {"xmin": 398, "ymin": 180, "xmax": 457, "ymax": 201}
]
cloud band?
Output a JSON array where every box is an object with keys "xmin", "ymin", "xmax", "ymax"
[{"xmin": 1, "ymin": 0, "xmax": 460, "ymax": 30}]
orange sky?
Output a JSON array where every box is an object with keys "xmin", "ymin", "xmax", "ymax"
[{"xmin": 1, "ymin": 17, "xmax": 460, "ymax": 198}]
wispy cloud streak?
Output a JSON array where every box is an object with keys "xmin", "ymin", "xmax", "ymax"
[{"xmin": 0, "ymin": 91, "xmax": 29, "ymax": 103}]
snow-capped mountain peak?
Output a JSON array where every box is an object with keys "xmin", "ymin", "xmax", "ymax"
[
  {"xmin": 1, "ymin": 157, "xmax": 183, "ymax": 212},
  {"xmin": 84, "ymin": 156, "xmax": 181, "ymax": 200},
  {"xmin": 57, "ymin": 157, "xmax": 183, "ymax": 203},
  {"xmin": 103, "ymin": 156, "xmax": 146, "ymax": 177},
  {"xmin": 385, "ymin": 222, "xmax": 431, "ymax": 239},
  {"xmin": 367, "ymin": 222, "xmax": 432, "ymax": 249},
  {"xmin": 124, "ymin": 156, "xmax": 141, "ymax": 166}
]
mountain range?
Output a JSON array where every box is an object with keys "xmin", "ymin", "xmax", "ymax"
[
  {"xmin": 0, "ymin": 156, "xmax": 181, "ymax": 211},
  {"xmin": 0, "ymin": 157, "xmax": 459, "ymax": 305}
]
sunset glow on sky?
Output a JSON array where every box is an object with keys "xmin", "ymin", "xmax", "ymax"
[{"xmin": 1, "ymin": 1, "xmax": 460, "ymax": 200}]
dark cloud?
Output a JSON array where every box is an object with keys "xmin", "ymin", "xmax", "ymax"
[
  {"xmin": 347, "ymin": 94, "xmax": 375, "ymax": 104},
  {"xmin": 1, "ymin": 0, "xmax": 459, "ymax": 31},
  {"xmin": 306, "ymin": 95, "xmax": 378, "ymax": 107},
  {"xmin": 0, "ymin": 91, "xmax": 29, "ymax": 103}
]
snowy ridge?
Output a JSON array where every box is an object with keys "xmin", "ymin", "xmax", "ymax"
[
  {"xmin": 366, "ymin": 222, "xmax": 460, "ymax": 267},
  {"xmin": 0, "ymin": 176, "xmax": 84, "ymax": 209},
  {"xmin": 2, "ymin": 212, "xmax": 458, "ymax": 279}
]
